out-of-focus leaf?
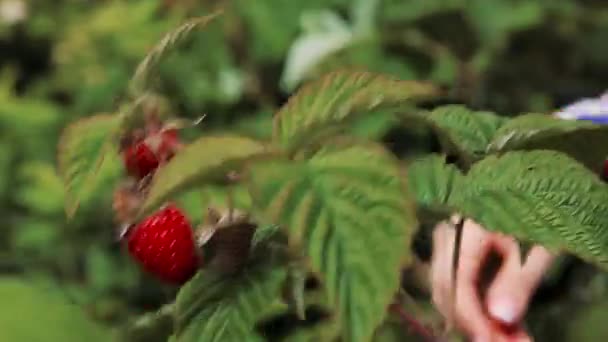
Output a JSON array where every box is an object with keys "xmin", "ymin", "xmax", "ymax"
[
  {"xmin": 57, "ymin": 113, "xmax": 119, "ymax": 219},
  {"xmin": 139, "ymin": 135, "xmax": 269, "ymax": 218},
  {"xmin": 129, "ymin": 11, "xmax": 224, "ymax": 95},
  {"xmin": 281, "ymin": 10, "xmax": 355, "ymax": 91},
  {"xmin": 0, "ymin": 277, "xmax": 113, "ymax": 342}
]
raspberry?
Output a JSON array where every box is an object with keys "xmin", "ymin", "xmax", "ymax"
[
  {"xmin": 123, "ymin": 141, "xmax": 160, "ymax": 179},
  {"xmin": 127, "ymin": 204, "xmax": 199, "ymax": 284},
  {"xmin": 122, "ymin": 128, "xmax": 181, "ymax": 180}
]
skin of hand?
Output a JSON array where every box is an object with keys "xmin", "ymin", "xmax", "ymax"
[{"xmin": 430, "ymin": 216, "xmax": 555, "ymax": 342}]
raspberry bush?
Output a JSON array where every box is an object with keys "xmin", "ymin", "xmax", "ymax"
[{"xmin": 57, "ymin": 13, "xmax": 608, "ymax": 342}]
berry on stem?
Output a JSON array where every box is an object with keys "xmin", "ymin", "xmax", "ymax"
[{"xmin": 126, "ymin": 204, "xmax": 199, "ymax": 284}]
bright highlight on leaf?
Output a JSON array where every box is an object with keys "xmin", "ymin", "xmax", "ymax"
[
  {"xmin": 455, "ymin": 150, "xmax": 608, "ymax": 269},
  {"xmin": 247, "ymin": 139, "xmax": 416, "ymax": 341},
  {"xmin": 273, "ymin": 70, "xmax": 439, "ymax": 150},
  {"xmin": 139, "ymin": 135, "xmax": 269, "ymax": 218},
  {"xmin": 57, "ymin": 113, "xmax": 119, "ymax": 219},
  {"xmin": 172, "ymin": 263, "xmax": 287, "ymax": 342}
]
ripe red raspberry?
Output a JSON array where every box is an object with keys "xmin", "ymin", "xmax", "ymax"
[
  {"xmin": 126, "ymin": 204, "xmax": 199, "ymax": 284},
  {"xmin": 603, "ymin": 159, "xmax": 608, "ymax": 181}
]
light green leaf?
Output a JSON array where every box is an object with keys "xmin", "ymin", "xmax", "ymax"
[
  {"xmin": 403, "ymin": 105, "xmax": 507, "ymax": 165},
  {"xmin": 0, "ymin": 277, "xmax": 112, "ymax": 342},
  {"xmin": 57, "ymin": 113, "xmax": 119, "ymax": 219},
  {"xmin": 281, "ymin": 10, "xmax": 355, "ymax": 91},
  {"xmin": 487, "ymin": 113, "xmax": 608, "ymax": 173},
  {"xmin": 273, "ymin": 70, "xmax": 439, "ymax": 150},
  {"xmin": 455, "ymin": 150, "xmax": 608, "ymax": 269},
  {"xmin": 247, "ymin": 139, "xmax": 416, "ymax": 341},
  {"xmin": 407, "ymin": 154, "xmax": 463, "ymax": 223},
  {"xmin": 172, "ymin": 263, "xmax": 287, "ymax": 342},
  {"xmin": 129, "ymin": 11, "xmax": 224, "ymax": 95},
  {"xmin": 140, "ymin": 135, "xmax": 270, "ymax": 218}
]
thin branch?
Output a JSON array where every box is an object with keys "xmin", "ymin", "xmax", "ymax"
[
  {"xmin": 389, "ymin": 303, "xmax": 441, "ymax": 342},
  {"xmin": 449, "ymin": 217, "xmax": 465, "ymax": 330}
]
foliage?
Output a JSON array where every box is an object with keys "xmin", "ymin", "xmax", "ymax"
[{"xmin": 2, "ymin": 1, "xmax": 608, "ymax": 341}]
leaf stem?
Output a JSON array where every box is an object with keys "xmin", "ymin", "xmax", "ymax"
[
  {"xmin": 389, "ymin": 303, "xmax": 441, "ymax": 342},
  {"xmin": 449, "ymin": 217, "xmax": 465, "ymax": 329}
]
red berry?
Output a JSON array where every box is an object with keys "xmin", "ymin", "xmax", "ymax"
[
  {"xmin": 123, "ymin": 141, "xmax": 160, "ymax": 179},
  {"xmin": 603, "ymin": 159, "xmax": 608, "ymax": 181},
  {"xmin": 122, "ymin": 129, "xmax": 181, "ymax": 179},
  {"xmin": 127, "ymin": 204, "xmax": 199, "ymax": 284}
]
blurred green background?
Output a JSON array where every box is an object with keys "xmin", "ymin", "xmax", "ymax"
[{"xmin": 1, "ymin": 0, "xmax": 608, "ymax": 341}]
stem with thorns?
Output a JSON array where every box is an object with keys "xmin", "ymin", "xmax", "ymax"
[{"xmin": 448, "ymin": 217, "xmax": 465, "ymax": 332}]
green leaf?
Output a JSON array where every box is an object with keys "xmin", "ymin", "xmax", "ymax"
[
  {"xmin": 129, "ymin": 11, "xmax": 224, "ymax": 95},
  {"xmin": 118, "ymin": 304, "xmax": 174, "ymax": 342},
  {"xmin": 273, "ymin": 70, "xmax": 439, "ymax": 150},
  {"xmin": 487, "ymin": 113, "xmax": 608, "ymax": 173},
  {"xmin": 455, "ymin": 150, "xmax": 608, "ymax": 269},
  {"xmin": 57, "ymin": 113, "xmax": 119, "ymax": 219},
  {"xmin": 140, "ymin": 135, "xmax": 269, "ymax": 218},
  {"xmin": 407, "ymin": 154, "xmax": 463, "ymax": 223},
  {"xmin": 0, "ymin": 277, "xmax": 112, "ymax": 342},
  {"xmin": 247, "ymin": 139, "xmax": 417, "ymax": 341},
  {"xmin": 172, "ymin": 262, "xmax": 287, "ymax": 342},
  {"xmin": 403, "ymin": 105, "xmax": 507, "ymax": 165}
]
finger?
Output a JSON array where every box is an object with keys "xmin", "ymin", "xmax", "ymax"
[
  {"xmin": 486, "ymin": 244, "xmax": 554, "ymax": 325},
  {"xmin": 430, "ymin": 222, "xmax": 455, "ymax": 319},
  {"xmin": 453, "ymin": 219, "xmax": 495, "ymax": 339},
  {"xmin": 521, "ymin": 245, "xmax": 555, "ymax": 288}
]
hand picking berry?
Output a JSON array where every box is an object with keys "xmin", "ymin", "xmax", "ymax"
[{"xmin": 126, "ymin": 204, "xmax": 199, "ymax": 284}]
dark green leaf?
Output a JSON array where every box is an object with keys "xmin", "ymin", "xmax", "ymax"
[
  {"xmin": 172, "ymin": 262, "xmax": 287, "ymax": 342},
  {"xmin": 247, "ymin": 139, "xmax": 417, "ymax": 341},
  {"xmin": 487, "ymin": 113, "xmax": 608, "ymax": 173},
  {"xmin": 455, "ymin": 150, "xmax": 608, "ymax": 269},
  {"xmin": 140, "ymin": 134, "xmax": 269, "ymax": 218},
  {"xmin": 407, "ymin": 154, "xmax": 463, "ymax": 224},
  {"xmin": 57, "ymin": 113, "xmax": 119, "ymax": 219},
  {"xmin": 0, "ymin": 277, "xmax": 112, "ymax": 342},
  {"xmin": 273, "ymin": 70, "xmax": 439, "ymax": 150},
  {"xmin": 403, "ymin": 105, "xmax": 507, "ymax": 166}
]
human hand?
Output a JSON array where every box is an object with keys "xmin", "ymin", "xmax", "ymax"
[{"xmin": 430, "ymin": 217, "xmax": 555, "ymax": 342}]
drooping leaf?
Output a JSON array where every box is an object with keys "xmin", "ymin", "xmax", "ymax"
[
  {"xmin": 273, "ymin": 70, "xmax": 439, "ymax": 151},
  {"xmin": 407, "ymin": 154, "xmax": 463, "ymax": 223},
  {"xmin": 0, "ymin": 277, "xmax": 113, "ymax": 342},
  {"xmin": 247, "ymin": 139, "xmax": 417, "ymax": 341},
  {"xmin": 403, "ymin": 105, "xmax": 507, "ymax": 166},
  {"xmin": 487, "ymin": 113, "xmax": 608, "ymax": 173},
  {"xmin": 454, "ymin": 150, "xmax": 608, "ymax": 269},
  {"xmin": 140, "ymin": 134, "xmax": 270, "ymax": 218},
  {"xmin": 172, "ymin": 262, "xmax": 287, "ymax": 342},
  {"xmin": 129, "ymin": 11, "xmax": 224, "ymax": 95},
  {"xmin": 57, "ymin": 113, "xmax": 120, "ymax": 218}
]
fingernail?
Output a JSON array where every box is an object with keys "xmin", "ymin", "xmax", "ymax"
[{"xmin": 489, "ymin": 298, "xmax": 518, "ymax": 324}]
